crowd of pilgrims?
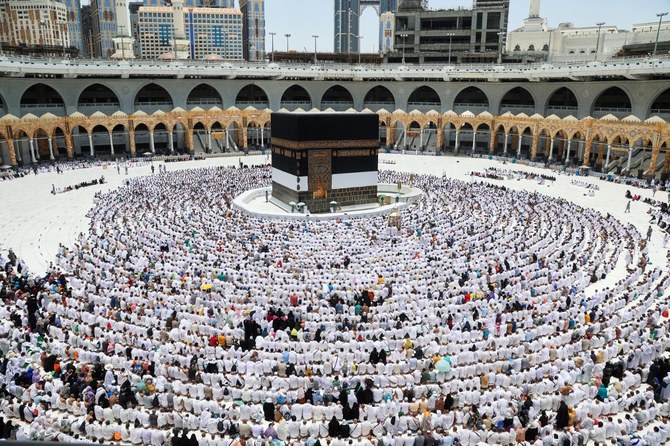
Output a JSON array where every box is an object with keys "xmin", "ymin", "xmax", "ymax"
[
  {"xmin": 468, "ymin": 169, "xmax": 556, "ymax": 185},
  {"xmin": 1, "ymin": 165, "xmax": 670, "ymax": 446}
]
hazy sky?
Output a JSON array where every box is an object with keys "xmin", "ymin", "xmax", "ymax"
[{"xmin": 264, "ymin": 0, "xmax": 669, "ymax": 53}]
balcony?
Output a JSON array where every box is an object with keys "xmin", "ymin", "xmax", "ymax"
[
  {"xmin": 407, "ymin": 102, "xmax": 441, "ymax": 113},
  {"xmin": 235, "ymin": 101, "xmax": 270, "ymax": 110},
  {"xmin": 453, "ymin": 104, "xmax": 489, "ymax": 115},
  {"xmin": 20, "ymin": 103, "xmax": 66, "ymax": 116},
  {"xmin": 592, "ymin": 107, "xmax": 632, "ymax": 119},
  {"xmin": 546, "ymin": 106, "xmax": 579, "ymax": 118},
  {"xmin": 320, "ymin": 101, "xmax": 354, "ymax": 112},
  {"xmin": 279, "ymin": 101, "xmax": 311, "ymax": 111},
  {"xmin": 363, "ymin": 101, "xmax": 396, "ymax": 112},
  {"xmin": 134, "ymin": 101, "xmax": 173, "ymax": 114},
  {"xmin": 78, "ymin": 103, "xmax": 121, "ymax": 115}
]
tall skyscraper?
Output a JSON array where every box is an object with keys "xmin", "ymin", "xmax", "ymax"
[
  {"xmin": 63, "ymin": 0, "xmax": 83, "ymax": 56},
  {"xmin": 388, "ymin": 0, "xmax": 510, "ymax": 64},
  {"xmin": 334, "ymin": 0, "xmax": 397, "ymax": 53},
  {"xmin": 334, "ymin": 0, "xmax": 360, "ymax": 53},
  {"xmin": 136, "ymin": 2, "xmax": 242, "ymax": 60},
  {"xmin": 379, "ymin": 11, "xmax": 394, "ymax": 53},
  {"xmin": 111, "ymin": 0, "xmax": 135, "ymax": 58},
  {"xmin": 0, "ymin": 0, "xmax": 71, "ymax": 56},
  {"xmin": 239, "ymin": 0, "xmax": 264, "ymax": 61},
  {"xmin": 129, "ymin": 1, "xmax": 143, "ymax": 56},
  {"xmin": 90, "ymin": 0, "xmax": 118, "ymax": 58},
  {"xmin": 81, "ymin": 4, "xmax": 94, "ymax": 57}
]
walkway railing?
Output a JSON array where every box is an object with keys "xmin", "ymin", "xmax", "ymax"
[{"xmin": 1, "ymin": 54, "xmax": 669, "ymax": 82}]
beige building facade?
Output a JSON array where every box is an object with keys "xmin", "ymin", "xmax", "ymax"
[
  {"xmin": 137, "ymin": 4, "xmax": 243, "ymax": 60},
  {"xmin": 0, "ymin": 0, "xmax": 70, "ymax": 50}
]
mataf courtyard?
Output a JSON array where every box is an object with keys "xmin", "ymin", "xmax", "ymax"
[{"xmin": 0, "ymin": 153, "xmax": 669, "ymax": 445}]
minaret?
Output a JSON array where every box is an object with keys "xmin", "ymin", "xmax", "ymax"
[
  {"xmin": 521, "ymin": 0, "xmax": 546, "ymax": 32},
  {"xmin": 171, "ymin": 0, "xmax": 190, "ymax": 59},
  {"xmin": 112, "ymin": 0, "xmax": 136, "ymax": 59},
  {"xmin": 173, "ymin": 0, "xmax": 186, "ymax": 38}
]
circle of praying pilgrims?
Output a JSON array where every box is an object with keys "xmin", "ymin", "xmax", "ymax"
[{"xmin": 1, "ymin": 165, "xmax": 670, "ymax": 446}]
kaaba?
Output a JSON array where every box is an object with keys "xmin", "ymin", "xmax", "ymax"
[{"xmin": 271, "ymin": 112, "xmax": 379, "ymax": 214}]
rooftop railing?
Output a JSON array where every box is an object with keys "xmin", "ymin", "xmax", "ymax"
[{"xmin": 0, "ymin": 53, "xmax": 669, "ymax": 82}]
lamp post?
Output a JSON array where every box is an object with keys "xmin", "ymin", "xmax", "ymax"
[
  {"xmin": 118, "ymin": 25, "xmax": 126, "ymax": 60},
  {"xmin": 446, "ymin": 32, "xmax": 455, "ymax": 64},
  {"xmin": 269, "ymin": 32, "xmax": 276, "ymax": 62},
  {"xmin": 172, "ymin": 26, "xmax": 178, "ymax": 60},
  {"xmin": 61, "ymin": 28, "xmax": 66, "ymax": 58},
  {"xmin": 653, "ymin": 12, "xmax": 668, "ymax": 56},
  {"xmin": 400, "ymin": 33, "xmax": 408, "ymax": 64},
  {"xmin": 497, "ymin": 31, "xmax": 504, "ymax": 64},
  {"xmin": 358, "ymin": 35, "xmax": 363, "ymax": 64},
  {"xmin": 312, "ymin": 35, "xmax": 319, "ymax": 64},
  {"xmin": 39, "ymin": 20, "xmax": 47, "ymax": 48},
  {"xmin": 594, "ymin": 21, "xmax": 605, "ymax": 61},
  {"xmin": 285, "ymin": 33, "xmax": 291, "ymax": 53}
]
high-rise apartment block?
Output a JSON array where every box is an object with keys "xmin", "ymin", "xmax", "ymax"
[
  {"xmin": 239, "ymin": 0, "xmax": 264, "ymax": 61},
  {"xmin": 0, "ymin": 0, "xmax": 71, "ymax": 56},
  {"xmin": 90, "ymin": 0, "xmax": 119, "ymax": 58},
  {"xmin": 80, "ymin": 4, "xmax": 93, "ymax": 57},
  {"xmin": 136, "ymin": 2, "xmax": 243, "ymax": 60},
  {"xmin": 63, "ymin": 0, "xmax": 83, "ymax": 56},
  {"xmin": 388, "ymin": 0, "xmax": 509, "ymax": 64},
  {"xmin": 334, "ymin": 0, "xmax": 397, "ymax": 53}
]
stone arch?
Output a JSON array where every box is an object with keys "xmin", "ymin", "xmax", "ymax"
[
  {"xmin": 235, "ymin": 84, "xmax": 269, "ymax": 109},
  {"xmin": 191, "ymin": 122, "xmax": 208, "ymax": 152},
  {"xmin": 206, "ymin": 121, "xmax": 225, "ymax": 153},
  {"xmin": 473, "ymin": 123, "xmax": 491, "ymax": 154},
  {"xmin": 442, "ymin": 121, "xmax": 458, "ymax": 151},
  {"xmin": 321, "ymin": 85, "xmax": 354, "ymax": 111},
  {"xmin": 111, "ymin": 124, "xmax": 127, "ymax": 156},
  {"xmin": 134, "ymin": 123, "xmax": 152, "ymax": 155},
  {"xmin": 149, "ymin": 123, "xmax": 168, "ymax": 154},
  {"xmin": 280, "ymin": 85, "xmax": 312, "ymax": 111},
  {"xmin": 378, "ymin": 121, "xmax": 387, "ymax": 146},
  {"xmin": 13, "ymin": 129, "xmax": 31, "ymax": 163},
  {"xmin": 246, "ymin": 121, "xmax": 265, "ymax": 148},
  {"xmin": 20, "ymin": 83, "xmax": 66, "ymax": 115},
  {"xmin": 499, "ymin": 87, "xmax": 536, "ymax": 115},
  {"xmin": 407, "ymin": 86, "xmax": 441, "ymax": 111},
  {"xmin": 453, "ymin": 86, "xmax": 490, "ymax": 113},
  {"xmin": 392, "ymin": 120, "xmax": 406, "ymax": 149},
  {"xmin": 227, "ymin": 121, "xmax": 243, "ymax": 150},
  {"xmin": 53, "ymin": 127, "xmax": 67, "ymax": 158},
  {"xmin": 591, "ymin": 86, "xmax": 632, "ymax": 118},
  {"xmin": 363, "ymin": 85, "xmax": 396, "ymax": 111},
  {"xmin": 134, "ymin": 83, "xmax": 174, "ymax": 112},
  {"xmin": 34, "ymin": 128, "xmax": 51, "ymax": 159},
  {"xmin": 535, "ymin": 128, "xmax": 552, "ymax": 160},
  {"xmin": 648, "ymin": 87, "xmax": 670, "ymax": 119},
  {"xmin": 78, "ymin": 83, "xmax": 121, "ymax": 113},
  {"xmin": 545, "ymin": 87, "xmax": 579, "ymax": 117},
  {"xmin": 172, "ymin": 122, "xmax": 187, "ymax": 153},
  {"xmin": 70, "ymin": 125, "xmax": 89, "ymax": 157},
  {"xmin": 492, "ymin": 123, "xmax": 507, "ymax": 154},
  {"xmin": 89, "ymin": 124, "xmax": 111, "ymax": 157},
  {"xmin": 187, "ymin": 83, "xmax": 223, "ymax": 108}
]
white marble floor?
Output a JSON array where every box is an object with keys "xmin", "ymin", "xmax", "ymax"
[{"xmin": 0, "ymin": 154, "xmax": 666, "ymax": 276}]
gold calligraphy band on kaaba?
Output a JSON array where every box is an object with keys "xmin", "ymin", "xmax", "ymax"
[{"xmin": 271, "ymin": 137, "xmax": 379, "ymax": 150}]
